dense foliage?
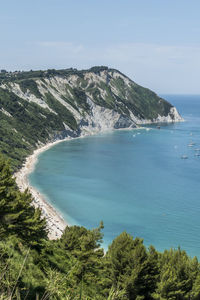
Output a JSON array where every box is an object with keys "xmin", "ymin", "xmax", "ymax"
[{"xmin": 0, "ymin": 154, "xmax": 200, "ymax": 299}]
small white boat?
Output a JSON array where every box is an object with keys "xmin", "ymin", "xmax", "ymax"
[
  {"xmin": 181, "ymin": 155, "xmax": 188, "ymax": 159},
  {"xmin": 188, "ymin": 143, "xmax": 196, "ymax": 147}
]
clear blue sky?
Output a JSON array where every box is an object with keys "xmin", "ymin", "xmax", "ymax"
[{"xmin": 1, "ymin": 0, "xmax": 200, "ymax": 94}]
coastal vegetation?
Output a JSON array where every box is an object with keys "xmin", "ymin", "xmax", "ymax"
[{"xmin": 0, "ymin": 154, "xmax": 200, "ymax": 300}]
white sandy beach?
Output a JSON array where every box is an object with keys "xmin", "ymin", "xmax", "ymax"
[{"xmin": 14, "ymin": 138, "xmax": 74, "ymax": 239}]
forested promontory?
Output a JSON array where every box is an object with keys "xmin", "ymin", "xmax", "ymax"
[{"xmin": 0, "ymin": 67, "xmax": 182, "ymax": 170}]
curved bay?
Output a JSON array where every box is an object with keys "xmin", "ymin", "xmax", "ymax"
[{"xmin": 29, "ymin": 95, "xmax": 200, "ymax": 256}]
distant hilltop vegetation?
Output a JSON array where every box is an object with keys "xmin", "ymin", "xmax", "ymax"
[{"xmin": 0, "ymin": 66, "xmax": 182, "ymax": 169}]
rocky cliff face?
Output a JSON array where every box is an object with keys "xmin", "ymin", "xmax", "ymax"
[{"xmin": 0, "ymin": 66, "xmax": 182, "ymax": 168}]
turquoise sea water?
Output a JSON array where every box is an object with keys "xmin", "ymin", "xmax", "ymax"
[{"xmin": 29, "ymin": 95, "xmax": 200, "ymax": 257}]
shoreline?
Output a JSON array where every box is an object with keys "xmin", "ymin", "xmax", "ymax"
[
  {"xmin": 14, "ymin": 137, "xmax": 73, "ymax": 239},
  {"xmin": 13, "ymin": 123, "xmax": 171, "ymax": 240}
]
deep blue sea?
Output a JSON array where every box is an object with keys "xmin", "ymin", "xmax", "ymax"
[{"xmin": 29, "ymin": 95, "xmax": 200, "ymax": 257}]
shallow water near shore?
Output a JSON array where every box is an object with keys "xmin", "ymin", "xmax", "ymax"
[{"xmin": 29, "ymin": 95, "xmax": 200, "ymax": 257}]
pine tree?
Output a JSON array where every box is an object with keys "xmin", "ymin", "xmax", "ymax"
[
  {"xmin": 59, "ymin": 223, "xmax": 105, "ymax": 298},
  {"xmin": 0, "ymin": 154, "xmax": 47, "ymax": 248},
  {"xmin": 153, "ymin": 248, "xmax": 196, "ymax": 300},
  {"xmin": 106, "ymin": 232, "xmax": 159, "ymax": 300}
]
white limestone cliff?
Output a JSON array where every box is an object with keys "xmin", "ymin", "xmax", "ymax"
[{"xmin": 0, "ymin": 69, "xmax": 183, "ymax": 140}]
